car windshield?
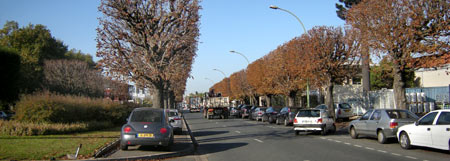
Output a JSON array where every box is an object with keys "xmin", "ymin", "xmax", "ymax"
[
  {"xmin": 386, "ymin": 110, "xmax": 418, "ymax": 119},
  {"xmin": 130, "ymin": 110, "xmax": 162, "ymax": 122},
  {"xmin": 340, "ymin": 103, "xmax": 351, "ymax": 109},
  {"xmin": 297, "ymin": 110, "xmax": 321, "ymax": 117},
  {"xmin": 168, "ymin": 112, "xmax": 178, "ymax": 117}
]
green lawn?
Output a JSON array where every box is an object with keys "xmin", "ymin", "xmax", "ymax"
[{"xmin": 0, "ymin": 127, "xmax": 120, "ymax": 160}]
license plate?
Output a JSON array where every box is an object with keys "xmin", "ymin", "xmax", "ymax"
[
  {"xmin": 302, "ymin": 120, "xmax": 312, "ymax": 123},
  {"xmin": 137, "ymin": 133, "xmax": 154, "ymax": 138}
]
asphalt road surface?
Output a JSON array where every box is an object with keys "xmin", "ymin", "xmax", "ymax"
[{"xmin": 168, "ymin": 112, "xmax": 449, "ymax": 161}]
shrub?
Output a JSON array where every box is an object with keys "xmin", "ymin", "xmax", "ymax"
[
  {"xmin": 0, "ymin": 120, "xmax": 113, "ymax": 136},
  {"xmin": 14, "ymin": 92, "xmax": 134, "ymax": 125}
]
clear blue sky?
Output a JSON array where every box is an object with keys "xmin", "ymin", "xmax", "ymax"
[{"xmin": 0, "ymin": 0, "xmax": 345, "ymax": 96}]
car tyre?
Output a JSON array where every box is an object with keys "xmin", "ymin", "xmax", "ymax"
[
  {"xmin": 295, "ymin": 130, "xmax": 300, "ymax": 136},
  {"xmin": 399, "ymin": 132, "xmax": 412, "ymax": 149},
  {"xmin": 284, "ymin": 118, "xmax": 289, "ymax": 126},
  {"xmin": 276, "ymin": 118, "xmax": 280, "ymax": 125},
  {"xmin": 120, "ymin": 143, "xmax": 128, "ymax": 151},
  {"xmin": 268, "ymin": 117, "xmax": 273, "ymax": 123},
  {"xmin": 377, "ymin": 130, "xmax": 387, "ymax": 144},
  {"xmin": 321, "ymin": 127, "xmax": 327, "ymax": 136},
  {"xmin": 350, "ymin": 127, "xmax": 359, "ymax": 139}
]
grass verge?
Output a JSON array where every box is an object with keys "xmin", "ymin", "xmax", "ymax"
[{"xmin": 0, "ymin": 127, "xmax": 121, "ymax": 160}]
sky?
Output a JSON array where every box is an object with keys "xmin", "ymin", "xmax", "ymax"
[{"xmin": 0, "ymin": 0, "xmax": 345, "ymax": 96}]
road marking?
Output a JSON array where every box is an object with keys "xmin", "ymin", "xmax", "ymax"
[
  {"xmin": 334, "ymin": 140, "xmax": 342, "ymax": 143},
  {"xmin": 327, "ymin": 139, "xmax": 333, "ymax": 141},
  {"xmin": 377, "ymin": 150, "xmax": 387, "ymax": 153},
  {"xmin": 320, "ymin": 137, "xmax": 326, "ymax": 140},
  {"xmin": 222, "ymin": 125, "xmax": 227, "ymax": 127},
  {"xmin": 405, "ymin": 156, "xmax": 417, "ymax": 160},
  {"xmin": 235, "ymin": 131, "xmax": 241, "ymax": 134},
  {"xmin": 354, "ymin": 145, "xmax": 362, "ymax": 148},
  {"xmin": 365, "ymin": 147, "xmax": 375, "ymax": 150},
  {"xmin": 344, "ymin": 142, "xmax": 351, "ymax": 145},
  {"xmin": 254, "ymin": 139, "xmax": 263, "ymax": 143},
  {"xmin": 391, "ymin": 153, "xmax": 401, "ymax": 156}
]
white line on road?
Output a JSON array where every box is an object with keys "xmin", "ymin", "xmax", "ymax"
[
  {"xmin": 254, "ymin": 139, "xmax": 263, "ymax": 143},
  {"xmin": 235, "ymin": 131, "xmax": 241, "ymax": 134},
  {"xmin": 377, "ymin": 150, "xmax": 387, "ymax": 153},
  {"xmin": 405, "ymin": 156, "xmax": 417, "ymax": 160},
  {"xmin": 344, "ymin": 142, "xmax": 351, "ymax": 145},
  {"xmin": 365, "ymin": 147, "xmax": 375, "ymax": 150},
  {"xmin": 391, "ymin": 153, "xmax": 401, "ymax": 156},
  {"xmin": 320, "ymin": 137, "xmax": 326, "ymax": 140},
  {"xmin": 354, "ymin": 145, "xmax": 362, "ymax": 148},
  {"xmin": 334, "ymin": 140, "xmax": 342, "ymax": 143}
]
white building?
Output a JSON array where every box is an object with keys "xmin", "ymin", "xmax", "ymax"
[
  {"xmin": 415, "ymin": 64, "xmax": 450, "ymax": 87},
  {"xmin": 128, "ymin": 85, "xmax": 153, "ymax": 104}
]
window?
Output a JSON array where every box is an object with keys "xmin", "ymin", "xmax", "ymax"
[
  {"xmin": 340, "ymin": 103, "xmax": 352, "ymax": 109},
  {"xmin": 386, "ymin": 110, "xmax": 418, "ymax": 119},
  {"xmin": 436, "ymin": 112, "xmax": 450, "ymax": 125},
  {"xmin": 168, "ymin": 112, "xmax": 178, "ymax": 117},
  {"xmin": 360, "ymin": 110, "xmax": 373, "ymax": 120},
  {"xmin": 131, "ymin": 110, "xmax": 162, "ymax": 122},
  {"xmin": 297, "ymin": 110, "xmax": 321, "ymax": 117},
  {"xmin": 418, "ymin": 112, "xmax": 438, "ymax": 125},
  {"xmin": 370, "ymin": 110, "xmax": 381, "ymax": 120}
]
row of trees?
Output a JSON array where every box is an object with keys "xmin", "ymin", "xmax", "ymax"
[
  {"xmin": 0, "ymin": 21, "xmax": 129, "ymax": 110},
  {"xmin": 96, "ymin": 0, "xmax": 201, "ymax": 108},
  {"xmin": 211, "ymin": 0, "xmax": 449, "ymax": 118}
]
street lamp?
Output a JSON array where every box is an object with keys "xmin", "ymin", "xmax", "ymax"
[
  {"xmin": 270, "ymin": 5, "xmax": 310, "ymax": 108},
  {"xmin": 205, "ymin": 77, "xmax": 214, "ymax": 84},
  {"xmin": 213, "ymin": 69, "xmax": 227, "ymax": 78},
  {"xmin": 230, "ymin": 50, "xmax": 250, "ymax": 65}
]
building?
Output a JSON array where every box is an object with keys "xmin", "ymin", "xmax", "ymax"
[
  {"xmin": 128, "ymin": 85, "xmax": 153, "ymax": 104},
  {"xmin": 415, "ymin": 64, "xmax": 450, "ymax": 87}
]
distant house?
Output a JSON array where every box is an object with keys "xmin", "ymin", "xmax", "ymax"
[
  {"xmin": 415, "ymin": 64, "xmax": 450, "ymax": 87},
  {"xmin": 128, "ymin": 85, "xmax": 153, "ymax": 104}
]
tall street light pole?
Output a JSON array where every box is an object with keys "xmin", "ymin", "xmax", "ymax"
[
  {"xmin": 230, "ymin": 50, "xmax": 250, "ymax": 65},
  {"xmin": 270, "ymin": 5, "xmax": 310, "ymax": 108},
  {"xmin": 213, "ymin": 69, "xmax": 227, "ymax": 78}
]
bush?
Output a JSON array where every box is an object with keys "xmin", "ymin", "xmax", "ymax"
[
  {"xmin": 14, "ymin": 92, "xmax": 134, "ymax": 125},
  {"xmin": 0, "ymin": 120, "xmax": 113, "ymax": 136}
]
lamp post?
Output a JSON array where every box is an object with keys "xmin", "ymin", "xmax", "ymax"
[
  {"xmin": 230, "ymin": 50, "xmax": 250, "ymax": 65},
  {"xmin": 213, "ymin": 69, "xmax": 227, "ymax": 78},
  {"xmin": 270, "ymin": 5, "xmax": 310, "ymax": 108},
  {"xmin": 205, "ymin": 77, "xmax": 214, "ymax": 84}
]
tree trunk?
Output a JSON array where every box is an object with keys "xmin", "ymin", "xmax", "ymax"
[
  {"xmin": 392, "ymin": 61, "xmax": 407, "ymax": 109},
  {"xmin": 153, "ymin": 81, "xmax": 164, "ymax": 109},
  {"xmin": 362, "ymin": 48, "xmax": 371, "ymax": 109},
  {"xmin": 169, "ymin": 90, "xmax": 175, "ymax": 109},
  {"xmin": 288, "ymin": 91, "xmax": 297, "ymax": 107},
  {"xmin": 266, "ymin": 94, "xmax": 272, "ymax": 107},
  {"xmin": 325, "ymin": 78, "xmax": 336, "ymax": 120}
]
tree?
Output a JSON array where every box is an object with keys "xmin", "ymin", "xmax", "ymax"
[
  {"xmin": 371, "ymin": 57, "xmax": 420, "ymax": 90},
  {"xmin": 347, "ymin": 0, "xmax": 450, "ymax": 109},
  {"xmin": 335, "ymin": 0, "xmax": 362, "ymax": 20},
  {"xmin": 0, "ymin": 21, "xmax": 68, "ymax": 93},
  {"xmin": 97, "ymin": 0, "xmax": 200, "ymax": 108},
  {"xmin": 306, "ymin": 26, "xmax": 360, "ymax": 119},
  {"xmin": 43, "ymin": 59, "xmax": 104, "ymax": 98},
  {"xmin": 0, "ymin": 46, "xmax": 21, "ymax": 109}
]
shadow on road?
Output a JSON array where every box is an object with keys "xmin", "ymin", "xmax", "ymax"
[
  {"xmin": 196, "ymin": 142, "xmax": 248, "ymax": 155},
  {"xmin": 193, "ymin": 131, "xmax": 229, "ymax": 137}
]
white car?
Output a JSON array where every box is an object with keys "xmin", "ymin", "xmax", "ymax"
[
  {"xmin": 293, "ymin": 109, "xmax": 336, "ymax": 135},
  {"xmin": 397, "ymin": 109, "xmax": 450, "ymax": 151},
  {"xmin": 168, "ymin": 109, "xmax": 183, "ymax": 134}
]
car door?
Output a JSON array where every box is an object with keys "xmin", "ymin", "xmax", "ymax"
[
  {"xmin": 355, "ymin": 110, "xmax": 373, "ymax": 135},
  {"xmin": 431, "ymin": 111, "xmax": 450, "ymax": 150},
  {"xmin": 408, "ymin": 112, "xmax": 438, "ymax": 146},
  {"xmin": 366, "ymin": 110, "xmax": 381, "ymax": 136}
]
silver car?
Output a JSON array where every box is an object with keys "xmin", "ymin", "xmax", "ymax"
[
  {"xmin": 168, "ymin": 109, "xmax": 182, "ymax": 134},
  {"xmin": 349, "ymin": 109, "xmax": 419, "ymax": 144},
  {"xmin": 120, "ymin": 108, "xmax": 174, "ymax": 150},
  {"xmin": 315, "ymin": 103, "xmax": 353, "ymax": 121}
]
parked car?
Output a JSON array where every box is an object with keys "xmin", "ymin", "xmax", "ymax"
[
  {"xmin": 230, "ymin": 106, "xmax": 242, "ymax": 118},
  {"xmin": 247, "ymin": 106, "xmax": 258, "ymax": 120},
  {"xmin": 190, "ymin": 107, "xmax": 201, "ymax": 113},
  {"xmin": 120, "ymin": 108, "xmax": 174, "ymax": 151},
  {"xmin": 293, "ymin": 109, "xmax": 336, "ymax": 135},
  {"xmin": 168, "ymin": 109, "xmax": 182, "ymax": 134},
  {"xmin": 0, "ymin": 111, "xmax": 8, "ymax": 120},
  {"xmin": 262, "ymin": 107, "xmax": 282, "ymax": 123},
  {"xmin": 349, "ymin": 109, "xmax": 419, "ymax": 144},
  {"xmin": 276, "ymin": 107, "xmax": 302, "ymax": 126},
  {"xmin": 240, "ymin": 105, "xmax": 253, "ymax": 119},
  {"xmin": 251, "ymin": 107, "xmax": 267, "ymax": 121},
  {"xmin": 397, "ymin": 109, "xmax": 450, "ymax": 151},
  {"xmin": 315, "ymin": 103, "xmax": 353, "ymax": 121}
]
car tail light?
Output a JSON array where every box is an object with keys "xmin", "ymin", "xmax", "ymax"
[
  {"xmin": 124, "ymin": 126, "xmax": 131, "ymax": 133},
  {"xmin": 208, "ymin": 109, "xmax": 214, "ymax": 112},
  {"xmin": 160, "ymin": 128, "xmax": 167, "ymax": 134},
  {"xmin": 258, "ymin": 112, "xmax": 262, "ymax": 115},
  {"xmin": 294, "ymin": 118, "xmax": 298, "ymax": 123},
  {"xmin": 173, "ymin": 117, "xmax": 181, "ymax": 120},
  {"xmin": 338, "ymin": 109, "xmax": 341, "ymax": 115},
  {"xmin": 317, "ymin": 118, "xmax": 322, "ymax": 123},
  {"xmin": 390, "ymin": 122, "xmax": 398, "ymax": 129}
]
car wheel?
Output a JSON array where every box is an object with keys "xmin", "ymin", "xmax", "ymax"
[
  {"xmin": 399, "ymin": 132, "xmax": 412, "ymax": 149},
  {"xmin": 350, "ymin": 127, "xmax": 359, "ymax": 139},
  {"xmin": 377, "ymin": 130, "xmax": 387, "ymax": 144},
  {"xmin": 120, "ymin": 143, "xmax": 128, "ymax": 151},
  {"xmin": 295, "ymin": 130, "xmax": 300, "ymax": 136},
  {"xmin": 276, "ymin": 118, "xmax": 280, "ymax": 125},
  {"xmin": 268, "ymin": 117, "xmax": 273, "ymax": 123},
  {"xmin": 330, "ymin": 124, "xmax": 336, "ymax": 134},
  {"xmin": 321, "ymin": 127, "xmax": 327, "ymax": 136},
  {"xmin": 284, "ymin": 118, "xmax": 289, "ymax": 126}
]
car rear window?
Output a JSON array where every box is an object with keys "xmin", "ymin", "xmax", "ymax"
[
  {"xmin": 386, "ymin": 110, "xmax": 418, "ymax": 119},
  {"xmin": 168, "ymin": 112, "xmax": 178, "ymax": 117},
  {"xmin": 131, "ymin": 110, "xmax": 162, "ymax": 122},
  {"xmin": 297, "ymin": 110, "xmax": 321, "ymax": 117},
  {"xmin": 340, "ymin": 103, "xmax": 351, "ymax": 109}
]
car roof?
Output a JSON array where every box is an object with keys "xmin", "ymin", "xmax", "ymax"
[
  {"xmin": 133, "ymin": 107, "xmax": 164, "ymax": 112},
  {"xmin": 168, "ymin": 109, "xmax": 178, "ymax": 112}
]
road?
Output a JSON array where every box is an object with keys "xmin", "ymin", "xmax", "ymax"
[{"xmin": 169, "ymin": 112, "xmax": 449, "ymax": 161}]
